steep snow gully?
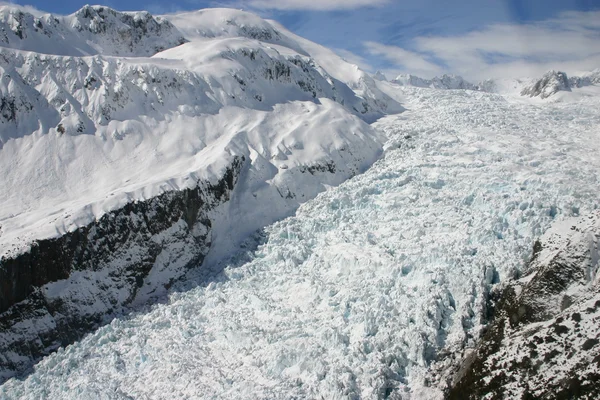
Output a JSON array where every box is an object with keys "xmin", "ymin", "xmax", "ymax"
[{"xmin": 2, "ymin": 84, "xmax": 600, "ymax": 398}]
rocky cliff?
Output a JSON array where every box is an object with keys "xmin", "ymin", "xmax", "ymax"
[
  {"xmin": 447, "ymin": 212, "xmax": 600, "ymax": 399},
  {"xmin": 0, "ymin": 157, "xmax": 243, "ymax": 382}
]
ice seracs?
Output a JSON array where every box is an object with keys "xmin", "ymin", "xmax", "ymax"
[{"xmin": 3, "ymin": 75, "xmax": 600, "ymax": 399}]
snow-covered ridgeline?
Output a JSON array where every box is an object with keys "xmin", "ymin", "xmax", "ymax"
[
  {"xmin": 392, "ymin": 74, "xmax": 476, "ymax": 90},
  {"xmin": 0, "ymin": 4, "xmax": 187, "ymax": 57},
  {"xmin": 0, "ymin": 7, "xmax": 400, "ymax": 259},
  {"xmin": 388, "ymin": 69, "xmax": 600, "ymax": 99},
  {"xmin": 165, "ymin": 9, "xmax": 402, "ymax": 120}
]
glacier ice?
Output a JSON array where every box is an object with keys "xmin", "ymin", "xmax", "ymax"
[{"xmin": 2, "ymin": 84, "xmax": 600, "ymax": 399}]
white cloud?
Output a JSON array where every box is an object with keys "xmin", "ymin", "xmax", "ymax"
[
  {"xmin": 334, "ymin": 48, "xmax": 376, "ymax": 72},
  {"xmin": 363, "ymin": 41, "xmax": 443, "ymax": 77},
  {"xmin": 0, "ymin": 1, "xmax": 47, "ymax": 16},
  {"xmin": 363, "ymin": 10, "xmax": 600, "ymax": 81},
  {"xmin": 243, "ymin": 0, "xmax": 389, "ymax": 11}
]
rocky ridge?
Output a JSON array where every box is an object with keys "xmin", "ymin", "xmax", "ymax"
[{"xmin": 447, "ymin": 212, "xmax": 600, "ymax": 399}]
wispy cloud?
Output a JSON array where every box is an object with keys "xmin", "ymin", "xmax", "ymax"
[
  {"xmin": 363, "ymin": 10, "xmax": 600, "ymax": 80},
  {"xmin": 334, "ymin": 48, "xmax": 375, "ymax": 72},
  {"xmin": 364, "ymin": 41, "xmax": 443, "ymax": 77},
  {"xmin": 0, "ymin": 1, "xmax": 47, "ymax": 16},
  {"xmin": 239, "ymin": 0, "xmax": 389, "ymax": 11}
]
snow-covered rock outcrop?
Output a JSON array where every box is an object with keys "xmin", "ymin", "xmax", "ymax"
[
  {"xmin": 372, "ymin": 70, "xmax": 387, "ymax": 81},
  {"xmin": 569, "ymin": 69, "xmax": 600, "ymax": 88},
  {"xmin": 0, "ymin": 5, "xmax": 187, "ymax": 57},
  {"xmin": 448, "ymin": 212, "xmax": 600, "ymax": 399},
  {"xmin": 521, "ymin": 70, "xmax": 572, "ymax": 99},
  {"xmin": 0, "ymin": 5, "xmax": 398, "ymax": 382}
]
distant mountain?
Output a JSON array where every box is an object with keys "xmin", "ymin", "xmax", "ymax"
[
  {"xmin": 392, "ymin": 73, "xmax": 477, "ymax": 90},
  {"xmin": 520, "ymin": 70, "xmax": 571, "ymax": 99},
  {"xmin": 389, "ymin": 70, "xmax": 600, "ymax": 99},
  {"xmin": 570, "ymin": 69, "xmax": 600, "ymax": 88},
  {"xmin": 372, "ymin": 70, "xmax": 388, "ymax": 81}
]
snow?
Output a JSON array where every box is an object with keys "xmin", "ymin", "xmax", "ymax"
[
  {"xmin": 0, "ymin": 5, "xmax": 186, "ymax": 57},
  {"xmin": 3, "ymin": 83, "xmax": 599, "ymax": 399},
  {"xmin": 0, "ymin": 7, "xmax": 397, "ymax": 259},
  {"xmin": 456, "ymin": 210, "xmax": 600, "ymax": 398},
  {"xmin": 392, "ymin": 74, "xmax": 475, "ymax": 90}
]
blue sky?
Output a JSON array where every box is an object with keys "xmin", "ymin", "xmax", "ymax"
[{"xmin": 5, "ymin": 0, "xmax": 600, "ymax": 80}]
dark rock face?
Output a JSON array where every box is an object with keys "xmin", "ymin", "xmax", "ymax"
[
  {"xmin": 521, "ymin": 71, "xmax": 572, "ymax": 99},
  {"xmin": 0, "ymin": 156, "xmax": 244, "ymax": 383},
  {"xmin": 447, "ymin": 212, "xmax": 600, "ymax": 399}
]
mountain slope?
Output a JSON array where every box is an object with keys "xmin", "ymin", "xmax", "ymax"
[
  {"xmin": 0, "ymin": 5, "xmax": 398, "ymax": 382},
  {"xmin": 0, "ymin": 5, "xmax": 187, "ymax": 56},
  {"xmin": 164, "ymin": 8, "xmax": 403, "ymax": 121},
  {"xmin": 448, "ymin": 212, "xmax": 600, "ymax": 399}
]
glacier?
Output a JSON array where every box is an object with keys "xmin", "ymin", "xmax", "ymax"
[
  {"xmin": 2, "ymin": 81, "xmax": 599, "ymax": 398},
  {"xmin": 0, "ymin": 5, "xmax": 402, "ymax": 382}
]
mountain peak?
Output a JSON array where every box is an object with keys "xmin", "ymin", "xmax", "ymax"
[
  {"xmin": 521, "ymin": 70, "xmax": 571, "ymax": 98},
  {"xmin": 372, "ymin": 70, "xmax": 387, "ymax": 81}
]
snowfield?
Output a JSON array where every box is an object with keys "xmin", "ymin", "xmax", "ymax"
[{"xmin": 2, "ymin": 83, "xmax": 599, "ymax": 398}]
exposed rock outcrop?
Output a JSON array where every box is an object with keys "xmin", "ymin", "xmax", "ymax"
[
  {"xmin": 447, "ymin": 212, "xmax": 600, "ymax": 399},
  {"xmin": 0, "ymin": 157, "xmax": 243, "ymax": 383}
]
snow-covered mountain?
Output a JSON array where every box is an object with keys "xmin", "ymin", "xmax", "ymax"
[
  {"xmin": 0, "ymin": 4, "xmax": 187, "ymax": 56},
  {"xmin": 391, "ymin": 70, "xmax": 600, "ymax": 100},
  {"xmin": 570, "ymin": 68, "xmax": 600, "ymax": 88},
  {"xmin": 0, "ymin": 5, "xmax": 401, "ymax": 382},
  {"xmin": 392, "ymin": 74, "xmax": 476, "ymax": 90},
  {"xmin": 520, "ymin": 70, "xmax": 572, "ymax": 99},
  {"xmin": 372, "ymin": 70, "xmax": 388, "ymax": 81}
]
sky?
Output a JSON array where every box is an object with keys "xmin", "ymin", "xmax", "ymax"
[{"xmin": 4, "ymin": 0, "xmax": 600, "ymax": 81}]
